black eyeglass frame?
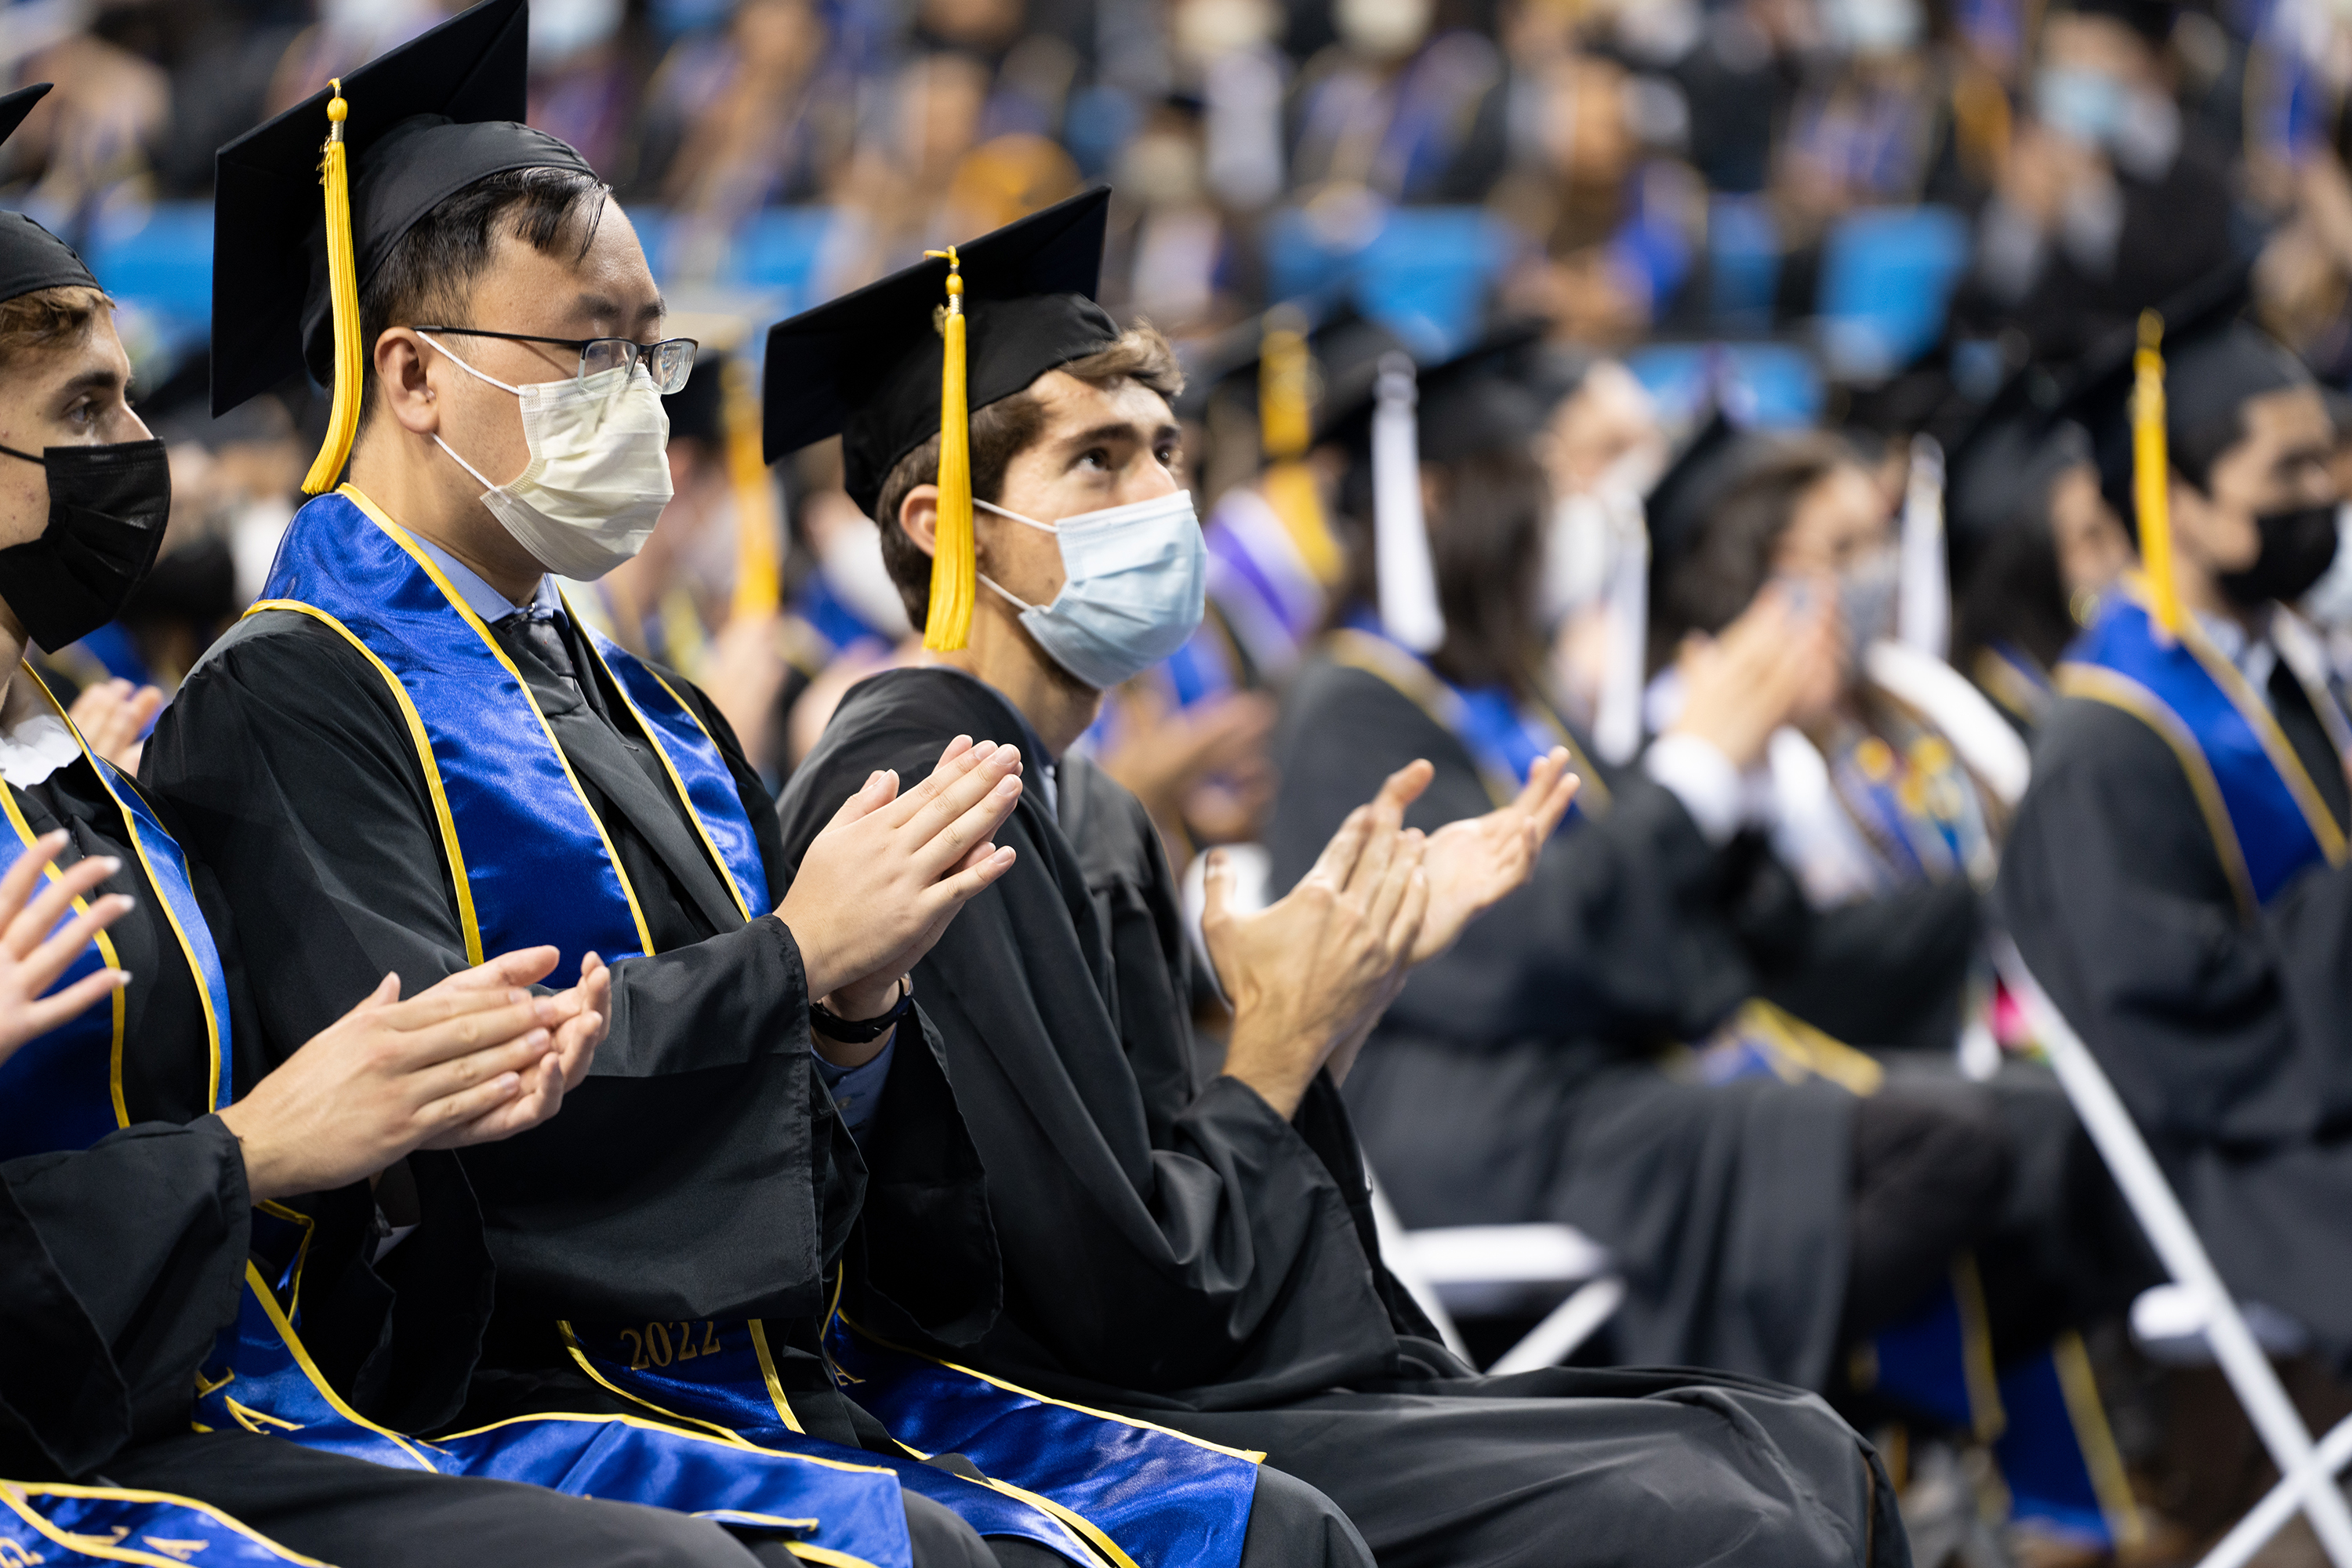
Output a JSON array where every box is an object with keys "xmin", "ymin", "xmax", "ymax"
[{"xmin": 413, "ymin": 326, "xmax": 699, "ymax": 394}]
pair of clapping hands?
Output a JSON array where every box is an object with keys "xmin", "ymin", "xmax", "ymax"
[
  {"xmin": 0, "ymin": 736, "xmax": 1034, "ymax": 1196},
  {"xmin": 1203, "ymin": 751, "xmax": 1582, "ymax": 1118}
]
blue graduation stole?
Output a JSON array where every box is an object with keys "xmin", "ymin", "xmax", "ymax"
[
  {"xmin": 0, "ymin": 668, "xmax": 233, "ymax": 1159},
  {"xmin": 1321, "ymin": 623, "xmax": 1605, "ymax": 824},
  {"xmin": 256, "ymin": 487, "xmax": 1220, "ymax": 1565},
  {"xmin": 196, "ymin": 1207, "xmax": 920, "ymax": 1568},
  {"xmin": 1, "ymin": 1480, "xmax": 324, "ymax": 1566},
  {"xmin": 2058, "ymin": 583, "xmax": 2347, "ymax": 911},
  {"xmin": 1823, "ymin": 725, "xmax": 1994, "ymax": 889}
]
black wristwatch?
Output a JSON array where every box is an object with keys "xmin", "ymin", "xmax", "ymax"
[{"xmin": 810, "ymin": 977, "xmax": 912, "ymax": 1044}]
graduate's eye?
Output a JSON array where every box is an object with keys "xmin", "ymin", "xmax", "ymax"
[{"xmin": 1075, "ymin": 447, "xmax": 1110, "ymax": 471}]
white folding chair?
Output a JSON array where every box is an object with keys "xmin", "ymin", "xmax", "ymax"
[
  {"xmin": 1991, "ymin": 935, "xmax": 2352, "ymax": 1568},
  {"xmin": 1369, "ymin": 1174, "xmax": 1624, "ymax": 1374}
]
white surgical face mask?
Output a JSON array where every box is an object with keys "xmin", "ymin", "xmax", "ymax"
[
  {"xmin": 421, "ymin": 332, "xmax": 674, "ymax": 582},
  {"xmin": 975, "ymin": 489, "xmax": 1207, "ymax": 691}
]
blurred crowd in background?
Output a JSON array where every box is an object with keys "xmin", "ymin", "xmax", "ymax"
[
  {"xmin": 2, "ymin": 0, "xmax": 2348, "ymax": 655},
  {"xmin": 13, "ymin": 0, "xmax": 2352, "ymax": 764}
]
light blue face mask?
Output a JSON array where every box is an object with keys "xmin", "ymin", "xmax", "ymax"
[
  {"xmin": 2035, "ymin": 65, "xmax": 2128, "ymax": 148},
  {"xmin": 977, "ymin": 489, "xmax": 1208, "ymax": 691}
]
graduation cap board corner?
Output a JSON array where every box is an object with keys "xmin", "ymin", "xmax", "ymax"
[{"xmin": 210, "ymin": 0, "xmax": 595, "ymax": 492}]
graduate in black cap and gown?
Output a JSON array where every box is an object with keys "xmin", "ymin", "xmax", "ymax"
[
  {"xmin": 0, "ymin": 82, "xmax": 862, "ymax": 1568},
  {"xmin": 1267, "ymin": 333, "xmax": 2024, "ymax": 1393},
  {"xmin": 1999, "ymin": 284, "xmax": 2352, "ymax": 1367},
  {"xmin": 140, "ymin": 7, "xmax": 1142, "ymax": 1565},
  {"xmin": 768, "ymin": 187, "xmax": 1911, "ymax": 1568}
]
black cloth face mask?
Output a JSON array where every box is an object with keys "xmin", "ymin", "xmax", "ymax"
[
  {"xmin": 0, "ymin": 438, "xmax": 170, "ymax": 652},
  {"xmin": 2216, "ymin": 503, "xmax": 2341, "ymax": 610}
]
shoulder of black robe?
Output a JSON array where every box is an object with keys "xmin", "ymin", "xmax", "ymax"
[
  {"xmin": 146, "ymin": 608, "xmax": 826, "ymax": 1323},
  {"xmin": 1998, "ymin": 693, "xmax": 2352, "ymax": 1145},
  {"xmin": 777, "ymin": 666, "xmax": 1427, "ymax": 1408},
  {"xmin": 0, "ymin": 1119, "xmax": 249, "ymax": 1472},
  {"xmin": 1265, "ymin": 652, "xmax": 1773, "ymax": 1046}
]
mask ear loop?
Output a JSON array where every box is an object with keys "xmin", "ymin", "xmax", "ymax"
[
  {"xmin": 975, "ymin": 497, "xmax": 1058, "ymax": 533},
  {"xmin": 416, "ymin": 332, "xmax": 525, "ymax": 397},
  {"xmin": 415, "ymin": 332, "xmax": 521, "ymax": 493},
  {"xmin": 0, "ymin": 445, "xmax": 42, "ymax": 466}
]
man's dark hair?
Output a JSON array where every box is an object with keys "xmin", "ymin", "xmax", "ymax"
[
  {"xmin": 358, "ymin": 165, "xmax": 611, "ymax": 430},
  {"xmin": 1654, "ymin": 431, "xmax": 1857, "ymax": 666},
  {"xmin": 871, "ymin": 326, "xmax": 1184, "ymax": 631}
]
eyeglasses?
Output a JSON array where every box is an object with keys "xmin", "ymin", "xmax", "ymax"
[{"xmin": 412, "ymin": 327, "xmax": 699, "ymax": 394}]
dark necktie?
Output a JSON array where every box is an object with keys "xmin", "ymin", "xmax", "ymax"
[{"xmin": 495, "ymin": 607, "xmax": 583, "ymax": 703}]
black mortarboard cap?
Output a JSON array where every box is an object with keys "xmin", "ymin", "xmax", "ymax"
[
  {"xmin": 1409, "ymin": 321, "xmax": 1550, "ymax": 466},
  {"xmin": 1642, "ymin": 406, "xmax": 1748, "ymax": 579},
  {"xmin": 210, "ymin": 0, "xmax": 595, "ymax": 417},
  {"xmin": 2054, "ymin": 262, "xmax": 2300, "ymax": 533},
  {"xmin": 761, "ymin": 187, "xmax": 1120, "ymax": 514},
  {"xmin": 0, "ymin": 86, "xmax": 100, "ymax": 305},
  {"xmin": 1942, "ymin": 360, "xmax": 2081, "ymax": 568}
]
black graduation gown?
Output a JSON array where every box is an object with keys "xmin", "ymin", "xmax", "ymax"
[
  {"xmin": 1264, "ymin": 652, "xmax": 1990, "ymax": 1388},
  {"xmin": 0, "ymin": 760, "xmax": 782, "ymax": 1568},
  {"xmin": 778, "ymin": 667, "xmax": 1905, "ymax": 1568},
  {"xmin": 1998, "ymin": 671, "xmax": 2352, "ymax": 1367},
  {"xmin": 142, "ymin": 605, "xmax": 996, "ymax": 1446}
]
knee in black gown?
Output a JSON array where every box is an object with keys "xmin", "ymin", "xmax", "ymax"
[{"xmin": 1842, "ymin": 1080, "xmax": 2014, "ymax": 1339}]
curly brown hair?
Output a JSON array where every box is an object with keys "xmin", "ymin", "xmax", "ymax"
[{"xmin": 0, "ymin": 285, "xmax": 114, "ymax": 372}]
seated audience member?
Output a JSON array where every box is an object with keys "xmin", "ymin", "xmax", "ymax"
[
  {"xmin": 1267, "ymin": 334, "xmax": 2013, "ymax": 1392},
  {"xmin": 1652, "ymin": 428, "xmax": 2017, "ymax": 1050},
  {"xmin": 2001, "ymin": 296, "xmax": 2352, "ymax": 1367},
  {"xmin": 145, "ymin": 9, "xmax": 1182, "ymax": 1564},
  {"xmin": 1946, "ymin": 383, "xmax": 2132, "ymax": 733},
  {"xmin": 770, "ymin": 187, "xmax": 1911, "ymax": 1568},
  {"xmin": 1268, "ymin": 335, "xmax": 2154, "ymax": 1550},
  {"xmin": 0, "ymin": 85, "xmax": 825, "ymax": 1568}
]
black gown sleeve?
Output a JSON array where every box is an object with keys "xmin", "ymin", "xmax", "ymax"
[
  {"xmin": 1998, "ymin": 696, "xmax": 2352, "ymax": 1145},
  {"xmin": 777, "ymin": 673, "xmax": 1399, "ymax": 1406},
  {"xmin": 144, "ymin": 613, "xmax": 828, "ymax": 1323},
  {"xmin": 1266, "ymin": 659, "xmax": 1769, "ymax": 1045},
  {"xmin": 0, "ymin": 1119, "xmax": 250, "ymax": 1473}
]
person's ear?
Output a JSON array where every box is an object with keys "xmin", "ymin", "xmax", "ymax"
[
  {"xmin": 897, "ymin": 482, "xmax": 941, "ymax": 560},
  {"xmin": 373, "ymin": 328, "xmax": 440, "ymax": 437}
]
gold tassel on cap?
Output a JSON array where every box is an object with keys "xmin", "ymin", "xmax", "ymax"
[
  {"xmin": 300, "ymin": 78, "xmax": 361, "ymax": 496},
  {"xmin": 724, "ymin": 355, "xmax": 781, "ymax": 621},
  {"xmin": 1258, "ymin": 309, "xmax": 1345, "ymax": 586},
  {"xmin": 923, "ymin": 246, "xmax": 976, "ymax": 652},
  {"xmin": 2132, "ymin": 309, "xmax": 2183, "ymax": 637}
]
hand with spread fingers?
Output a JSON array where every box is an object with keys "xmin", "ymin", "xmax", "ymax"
[
  {"xmin": 0, "ymin": 829, "xmax": 132, "ymax": 1063},
  {"xmin": 1413, "ymin": 748, "xmax": 1581, "ymax": 964},
  {"xmin": 777, "ymin": 734, "xmax": 1025, "ymax": 1037},
  {"xmin": 216, "ymin": 945, "xmax": 602, "ymax": 1201},
  {"xmin": 1204, "ymin": 769, "xmax": 1431, "ymax": 1118},
  {"xmin": 66, "ymin": 678, "xmax": 165, "ymax": 774}
]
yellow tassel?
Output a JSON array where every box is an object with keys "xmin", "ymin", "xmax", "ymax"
[
  {"xmin": 300, "ymin": 80, "xmax": 361, "ymax": 496},
  {"xmin": 2133, "ymin": 309, "xmax": 2182, "ymax": 637},
  {"xmin": 1258, "ymin": 312, "xmax": 1345, "ymax": 585},
  {"xmin": 923, "ymin": 247, "xmax": 975, "ymax": 652},
  {"xmin": 724, "ymin": 355, "xmax": 781, "ymax": 621}
]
